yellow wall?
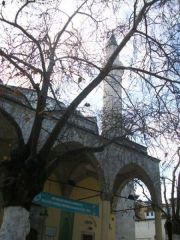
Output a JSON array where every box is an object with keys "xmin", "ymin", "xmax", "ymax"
[
  {"xmin": 71, "ymin": 177, "xmax": 101, "ymax": 240},
  {"xmin": 42, "ymin": 177, "xmax": 115, "ymax": 240},
  {"xmin": 43, "ymin": 176, "xmax": 62, "ymax": 240},
  {"xmin": 0, "ymin": 176, "xmax": 115, "ymax": 240}
]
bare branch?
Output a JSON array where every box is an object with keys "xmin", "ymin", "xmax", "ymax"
[
  {"xmin": 0, "ymin": 49, "xmax": 40, "ymax": 92},
  {"xmin": 15, "ymin": 0, "xmax": 35, "ymax": 24},
  {"xmin": 39, "ymin": 0, "xmax": 156, "ymax": 158},
  {"xmin": 112, "ymin": 66, "xmax": 180, "ymax": 85},
  {"xmin": 0, "ymin": 17, "xmax": 46, "ymax": 73}
]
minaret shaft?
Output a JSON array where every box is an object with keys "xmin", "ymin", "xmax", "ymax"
[{"xmin": 102, "ymin": 34, "xmax": 124, "ymax": 138}]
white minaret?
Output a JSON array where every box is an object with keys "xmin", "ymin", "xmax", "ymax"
[{"xmin": 102, "ymin": 34, "xmax": 124, "ymax": 138}]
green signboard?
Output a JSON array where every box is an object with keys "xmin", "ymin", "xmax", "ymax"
[{"xmin": 33, "ymin": 192, "xmax": 99, "ymax": 217}]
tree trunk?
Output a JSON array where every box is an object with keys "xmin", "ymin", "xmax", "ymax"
[
  {"xmin": 0, "ymin": 150, "xmax": 45, "ymax": 240},
  {"xmin": 0, "ymin": 207, "xmax": 30, "ymax": 240}
]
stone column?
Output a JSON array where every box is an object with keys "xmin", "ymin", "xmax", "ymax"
[
  {"xmin": 100, "ymin": 191, "xmax": 112, "ymax": 240},
  {"xmin": 155, "ymin": 209, "xmax": 162, "ymax": 240},
  {"xmin": 101, "ymin": 199, "xmax": 111, "ymax": 240}
]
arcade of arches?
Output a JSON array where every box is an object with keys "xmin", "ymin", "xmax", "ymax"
[{"xmin": 0, "ymin": 86, "xmax": 163, "ymax": 240}]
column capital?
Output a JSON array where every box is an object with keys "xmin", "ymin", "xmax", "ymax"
[{"xmin": 100, "ymin": 191, "xmax": 112, "ymax": 201}]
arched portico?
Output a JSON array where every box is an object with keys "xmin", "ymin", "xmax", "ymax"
[
  {"xmin": 49, "ymin": 141, "xmax": 105, "ymax": 195},
  {"xmin": 41, "ymin": 141, "xmax": 106, "ymax": 240},
  {"xmin": 0, "ymin": 109, "xmax": 23, "ymax": 226},
  {"xmin": 0, "ymin": 85, "xmax": 163, "ymax": 240},
  {"xmin": 113, "ymin": 163, "xmax": 160, "ymax": 205},
  {"xmin": 112, "ymin": 163, "xmax": 162, "ymax": 240}
]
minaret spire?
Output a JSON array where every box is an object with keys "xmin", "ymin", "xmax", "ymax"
[{"xmin": 102, "ymin": 34, "xmax": 124, "ymax": 139}]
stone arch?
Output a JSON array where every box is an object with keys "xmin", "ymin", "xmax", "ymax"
[
  {"xmin": 113, "ymin": 163, "xmax": 159, "ymax": 206},
  {"xmin": 112, "ymin": 163, "xmax": 162, "ymax": 240},
  {"xmin": 0, "ymin": 107, "xmax": 24, "ymax": 161},
  {"xmin": 49, "ymin": 141, "xmax": 105, "ymax": 197},
  {"xmin": 0, "ymin": 107, "xmax": 24, "ymax": 147},
  {"xmin": 42, "ymin": 142, "xmax": 104, "ymax": 240}
]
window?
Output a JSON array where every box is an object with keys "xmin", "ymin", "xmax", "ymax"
[
  {"xmin": 146, "ymin": 212, "xmax": 150, "ymax": 217},
  {"xmin": 82, "ymin": 234, "xmax": 93, "ymax": 240},
  {"xmin": 81, "ymin": 232, "xmax": 95, "ymax": 240},
  {"xmin": 145, "ymin": 211, "xmax": 154, "ymax": 219}
]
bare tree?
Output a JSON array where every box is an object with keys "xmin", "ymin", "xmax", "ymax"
[
  {"xmin": 0, "ymin": 0, "xmax": 179, "ymax": 239},
  {"xmin": 162, "ymin": 148, "xmax": 180, "ymax": 240}
]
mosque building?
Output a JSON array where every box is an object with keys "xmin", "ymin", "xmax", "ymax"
[{"xmin": 0, "ymin": 35, "xmax": 163, "ymax": 240}]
